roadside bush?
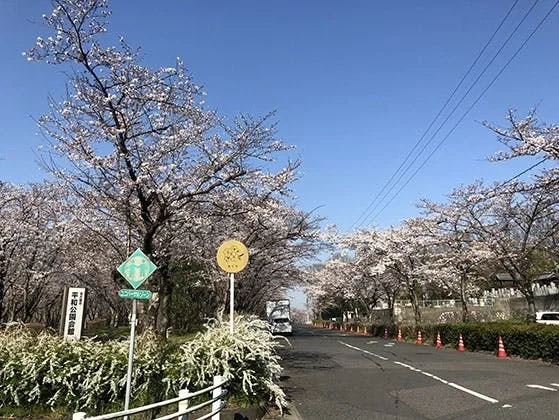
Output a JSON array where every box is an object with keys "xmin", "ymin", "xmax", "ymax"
[
  {"xmin": 163, "ymin": 315, "xmax": 287, "ymax": 411},
  {"xmin": 0, "ymin": 327, "xmax": 167, "ymax": 412},
  {"xmin": 327, "ymin": 319, "xmax": 559, "ymax": 363},
  {"xmin": 0, "ymin": 328, "xmax": 126, "ymax": 410},
  {"xmin": 436, "ymin": 321, "xmax": 559, "ymax": 362},
  {"xmin": 0, "ymin": 317, "xmax": 287, "ymax": 415},
  {"xmin": 357, "ymin": 320, "xmax": 559, "ymax": 362}
]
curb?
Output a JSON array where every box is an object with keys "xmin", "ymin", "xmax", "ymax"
[{"xmin": 263, "ymin": 401, "xmax": 303, "ymax": 419}]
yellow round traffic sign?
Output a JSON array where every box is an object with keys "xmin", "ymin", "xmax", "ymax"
[{"xmin": 217, "ymin": 240, "xmax": 249, "ymax": 273}]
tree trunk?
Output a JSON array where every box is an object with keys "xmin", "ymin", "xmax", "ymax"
[
  {"xmin": 525, "ymin": 291, "xmax": 537, "ymax": 321},
  {"xmin": 0, "ymin": 279, "xmax": 4, "ymax": 323},
  {"xmin": 156, "ymin": 264, "xmax": 172, "ymax": 337},
  {"xmin": 407, "ymin": 282, "xmax": 422, "ymax": 325},
  {"xmin": 460, "ymin": 274, "xmax": 469, "ymax": 322}
]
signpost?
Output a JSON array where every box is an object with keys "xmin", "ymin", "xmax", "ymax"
[
  {"xmin": 216, "ymin": 240, "xmax": 249, "ymax": 333},
  {"xmin": 117, "ymin": 248, "xmax": 157, "ymax": 418},
  {"xmin": 118, "ymin": 289, "xmax": 152, "ymax": 300},
  {"xmin": 117, "ymin": 248, "xmax": 157, "ymax": 289},
  {"xmin": 63, "ymin": 287, "xmax": 86, "ymax": 341}
]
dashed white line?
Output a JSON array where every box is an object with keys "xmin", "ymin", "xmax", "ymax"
[
  {"xmin": 341, "ymin": 343, "xmax": 500, "ymax": 404},
  {"xmin": 394, "ymin": 361, "xmax": 499, "ymax": 403},
  {"xmin": 339, "ymin": 341, "xmax": 388, "ymax": 360},
  {"xmin": 526, "ymin": 384, "xmax": 558, "ymax": 391},
  {"xmin": 446, "ymin": 382, "xmax": 500, "ymax": 403},
  {"xmin": 550, "ymin": 383, "xmax": 559, "ymax": 387}
]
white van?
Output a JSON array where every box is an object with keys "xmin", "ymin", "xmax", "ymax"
[{"xmin": 535, "ymin": 311, "xmax": 559, "ymax": 325}]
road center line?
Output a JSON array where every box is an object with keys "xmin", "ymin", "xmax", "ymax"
[
  {"xmin": 339, "ymin": 341, "xmax": 388, "ymax": 360},
  {"xmin": 526, "ymin": 384, "xmax": 557, "ymax": 391},
  {"xmin": 338, "ymin": 342, "xmax": 499, "ymax": 404},
  {"xmin": 393, "ymin": 361, "xmax": 499, "ymax": 403}
]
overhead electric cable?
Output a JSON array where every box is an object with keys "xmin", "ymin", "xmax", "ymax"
[
  {"xmin": 351, "ymin": 0, "xmax": 521, "ymax": 229},
  {"xmin": 359, "ymin": 0, "xmax": 539, "ymax": 227},
  {"xmin": 502, "ymin": 158, "xmax": 548, "ymax": 184},
  {"xmin": 368, "ymin": 0, "xmax": 559, "ymax": 224}
]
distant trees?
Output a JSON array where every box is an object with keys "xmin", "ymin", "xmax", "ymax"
[
  {"xmin": 309, "ymin": 112, "xmax": 559, "ymax": 324},
  {"xmin": 0, "ymin": 182, "xmax": 70, "ymax": 324},
  {"xmin": 0, "ymin": 0, "xmax": 323, "ymax": 332}
]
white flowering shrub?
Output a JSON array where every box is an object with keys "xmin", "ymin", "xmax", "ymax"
[
  {"xmin": 0, "ymin": 327, "xmax": 164, "ymax": 411},
  {"xmin": 0, "ymin": 319, "xmax": 287, "ymax": 413},
  {"xmin": 163, "ymin": 315, "xmax": 287, "ymax": 410}
]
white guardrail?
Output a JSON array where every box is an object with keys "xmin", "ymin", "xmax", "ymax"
[{"xmin": 73, "ymin": 375, "xmax": 228, "ymax": 420}]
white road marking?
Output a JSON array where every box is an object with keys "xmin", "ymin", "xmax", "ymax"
[
  {"xmin": 384, "ymin": 343, "xmax": 395, "ymax": 347},
  {"xmin": 367, "ymin": 340, "xmax": 378, "ymax": 344},
  {"xmin": 550, "ymin": 383, "xmax": 559, "ymax": 387},
  {"xmin": 340, "ymin": 342, "xmax": 500, "ymax": 404},
  {"xmin": 502, "ymin": 404, "xmax": 513, "ymax": 408},
  {"xmin": 339, "ymin": 341, "xmax": 388, "ymax": 360},
  {"xmin": 392, "ymin": 362, "xmax": 499, "ymax": 403},
  {"xmin": 447, "ymin": 382, "xmax": 500, "ymax": 403},
  {"xmin": 526, "ymin": 384, "xmax": 558, "ymax": 391}
]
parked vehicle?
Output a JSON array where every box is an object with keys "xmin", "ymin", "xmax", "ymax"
[
  {"xmin": 535, "ymin": 311, "xmax": 559, "ymax": 325},
  {"xmin": 266, "ymin": 299, "xmax": 293, "ymax": 335},
  {"xmin": 270, "ymin": 317, "xmax": 293, "ymax": 335}
]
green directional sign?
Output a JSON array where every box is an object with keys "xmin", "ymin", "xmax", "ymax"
[
  {"xmin": 117, "ymin": 248, "xmax": 157, "ymax": 289},
  {"xmin": 118, "ymin": 289, "xmax": 153, "ymax": 300}
]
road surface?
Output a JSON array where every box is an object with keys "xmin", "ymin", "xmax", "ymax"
[{"xmin": 276, "ymin": 325, "xmax": 559, "ymax": 419}]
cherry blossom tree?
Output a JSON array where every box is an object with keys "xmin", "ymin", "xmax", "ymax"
[
  {"xmin": 417, "ymin": 199, "xmax": 492, "ymax": 321},
  {"xmin": 26, "ymin": 0, "xmax": 303, "ymax": 334},
  {"xmin": 448, "ymin": 181, "xmax": 559, "ymax": 317},
  {"xmin": 374, "ymin": 222, "xmax": 433, "ymax": 325},
  {"xmin": 0, "ymin": 182, "xmax": 72, "ymax": 324},
  {"xmin": 309, "ymin": 255, "xmax": 359, "ymax": 321},
  {"xmin": 0, "ymin": 182, "xmax": 23, "ymax": 321},
  {"xmin": 335, "ymin": 229, "xmax": 396, "ymax": 320},
  {"xmin": 484, "ymin": 110, "xmax": 559, "ymax": 190}
]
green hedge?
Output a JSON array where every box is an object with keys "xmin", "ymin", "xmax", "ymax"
[{"xmin": 313, "ymin": 320, "xmax": 559, "ymax": 362}]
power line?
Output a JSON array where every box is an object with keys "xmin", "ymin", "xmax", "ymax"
[
  {"xmin": 357, "ymin": 0, "xmax": 541, "ymax": 228},
  {"xmin": 351, "ymin": 0, "xmax": 522, "ymax": 229},
  {"xmin": 502, "ymin": 158, "xmax": 548, "ymax": 184},
  {"xmin": 368, "ymin": 0, "xmax": 559, "ymax": 224},
  {"xmin": 365, "ymin": 0, "xmax": 540, "ymax": 223}
]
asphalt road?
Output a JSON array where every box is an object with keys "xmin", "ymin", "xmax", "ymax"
[{"xmin": 276, "ymin": 325, "xmax": 559, "ymax": 419}]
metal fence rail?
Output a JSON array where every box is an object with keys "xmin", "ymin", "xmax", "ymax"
[{"xmin": 73, "ymin": 375, "xmax": 228, "ymax": 420}]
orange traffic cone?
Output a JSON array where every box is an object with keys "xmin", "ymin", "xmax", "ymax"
[
  {"xmin": 384, "ymin": 328, "xmax": 389, "ymax": 339},
  {"xmin": 457, "ymin": 333, "xmax": 466, "ymax": 352},
  {"xmin": 397, "ymin": 328, "xmax": 402, "ymax": 342},
  {"xmin": 416, "ymin": 330, "xmax": 423, "ymax": 345},
  {"xmin": 435, "ymin": 331, "xmax": 443, "ymax": 348},
  {"xmin": 497, "ymin": 336, "xmax": 507, "ymax": 358}
]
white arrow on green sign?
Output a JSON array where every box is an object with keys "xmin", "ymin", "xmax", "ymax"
[
  {"xmin": 117, "ymin": 248, "xmax": 157, "ymax": 289},
  {"xmin": 118, "ymin": 289, "xmax": 152, "ymax": 300}
]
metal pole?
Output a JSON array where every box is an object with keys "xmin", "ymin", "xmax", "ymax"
[
  {"xmin": 229, "ymin": 273, "xmax": 235, "ymax": 334},
  {"xmin": 124, "ymin": 298, "xmax": 137, "ymax": 419}
]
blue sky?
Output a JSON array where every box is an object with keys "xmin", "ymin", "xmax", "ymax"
[{"xmin": 1, "ymin": 0, "xmax": 558, "ymax": 232}]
